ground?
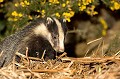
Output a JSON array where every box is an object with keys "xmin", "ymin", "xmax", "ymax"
[{"xmin": 0, "ymin": 51, "xmax": 120, "ymax": 79}]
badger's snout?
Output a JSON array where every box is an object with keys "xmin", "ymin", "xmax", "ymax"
[
  {"xmin": 58, "ymin": 47, "xmax": 64, "ymax": 52},
  {"xmin": 58, "ymin": 41, "xmax": 65, "ymax": 52},
  {"xmin": 54, "ymin": 45, "xmax": 64, "ymax": 53}
]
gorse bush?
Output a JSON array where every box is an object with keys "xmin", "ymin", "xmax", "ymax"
[
  {"xmin": 0, "ymin": 0, "xmax": 120, "ymax": 38},
  {"xmin": 6, "ymin": 0, "xmax": 120, "ymax": 26}
]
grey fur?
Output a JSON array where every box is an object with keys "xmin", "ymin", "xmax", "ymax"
[{"xmin": 0, "ymin": 17, "xmax": 67, "ymax": 67}]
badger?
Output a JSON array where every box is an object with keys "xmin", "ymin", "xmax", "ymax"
[{"xmin": 0, "ymin": 17, "xmax": 67, "ymax": 67}]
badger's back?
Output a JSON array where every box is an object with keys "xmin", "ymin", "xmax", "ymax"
[{"xmin": 0, "ymin": 17, "xmax": 67, "ymax": 67}]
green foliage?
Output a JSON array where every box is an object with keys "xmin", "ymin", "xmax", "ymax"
[{"xmin": 0, "ymin": 0, "xmax": 120, "ymax": 39}]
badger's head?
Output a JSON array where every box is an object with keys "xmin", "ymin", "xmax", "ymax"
[{"xmin": 33, "ymin": 17, "xmax": 67, "ymax": 53}]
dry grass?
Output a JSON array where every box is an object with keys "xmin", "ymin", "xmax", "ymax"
[{"xmin": 0, "ymin": 52, "xmax": 120, "ymax": 79}]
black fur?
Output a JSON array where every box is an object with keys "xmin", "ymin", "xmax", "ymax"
[{"xmin": 0, "ymin": 17, "xmax": 67, "ymax": 67}]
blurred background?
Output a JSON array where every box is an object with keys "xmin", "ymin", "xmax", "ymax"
[{"xmin": 1, "ymin": 0, "xmax": 120, "ymax": 57}]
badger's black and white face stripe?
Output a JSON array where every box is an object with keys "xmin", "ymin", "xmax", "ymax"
[{"xmin": 33, "ymin": 17, "xmax": 67, "ymax": 52}]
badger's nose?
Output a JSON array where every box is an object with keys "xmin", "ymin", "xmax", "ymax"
[
  {"xmin": 54, "ymin": 46, "xmax": 64, "ymax": 53},
  {"xmin": 58, "ymin": 48, "xmax": 64, "ymax": 52},
  {"xmin": 56, "ymin": 46, "xmax": 64, "ymax": 53}
]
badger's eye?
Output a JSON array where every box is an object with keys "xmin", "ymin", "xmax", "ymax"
[
  {"xmin": 53, "ymin": 36, "xmax": 57, "ymax": 39},
  {"xmin": 53, "ymin": 35, "xmax": 58, "ymax": 40}
]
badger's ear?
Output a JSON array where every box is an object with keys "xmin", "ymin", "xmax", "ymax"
[
  {"xmin": 46, "ymin": 17, "xmax": 53, "ymax": 26},
  {"xmin": 63, "ymin": 19, "xmax": 66, "ymax": 23},
  {"xmin": 59, "ymin": 18, "xmax": 66, "ymax": 23}
]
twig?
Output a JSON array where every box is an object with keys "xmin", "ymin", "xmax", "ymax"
[
  {"xmin": 61, "ymin": 57, "xmax": 120, "ymax": 63},
  {"xmin": 16, "ymin": 52, "xmax": 41, "ymax": 61},
  {"xmin": 25, "ymin": 47, "xmax": 30, "ymax": 66},
  {"xmin": 101, "ymin": 40, "xmax": 105, "ymax": 56},
  {"xmin": 41, "ymin": 50, "xmax": 46, "ymax": 59},
  {"xmin": 93, "ymin": 39, "xmax": 103, "ymax": 57},
  {"xmin": 27, "ymin": 68, "xmax": 42, "ymax": 78},
  {"xmin": 57, "ymin": 52, "xmax": 67, "ymax": 59},
  {"xmin": 87, "ymin": 37, "xmax": 103, "ymax": 45},
  {"xmin": 67, "ymin": 60, "xmax": 74, "ymax": 69},
  {"xmin": 0, "ymin": 70, "xmax": 13, "ymax": 79},
  {"xmin": 12, "ymin": 56, "xmax": 15, "ymax": 72},
  {"xmin": 22, "ymin": 68, "xmax": 63, "ymax": 73},
  {"xmin": 67, "ymin": 29, "xmax": 84, "ymax": 33},
  {"xmin": 84, "ymin": 49, "xmax": 90, "ymax": 57},
  {"xmin": 0, "ymin": 51, "xmax": 3, "ymax": 57},
  {"xmin": 113, "ymin": 50, "xmax": 120, "ymax": 58}
]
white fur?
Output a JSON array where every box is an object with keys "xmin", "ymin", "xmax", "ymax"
[
  {"xmin": 47, "ymin": 17, "xmax": 53, "ymax": 25},
  {"xmin": 53, "ymin": 18, "xmax": 65, "ymax": 52},
  {"xmin": 33, "ymin": 23, "xmax": 54, "ymax": 47}
]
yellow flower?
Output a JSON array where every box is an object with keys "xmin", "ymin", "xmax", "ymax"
[
  {"xmin": 12, "ymin": 11, "xmax": 18, "ymax": 16},
  {"xmin": 15, "ymin": 3, "xmax": 19, "ymax": 7},
  {"xmin": 79, "ymin": 5, "xmax": 86, "ymax": 11},
  {"xmin": 62, "ymin": 12, "xmax": 74, "ymax": 22},
  {"xmin": 114, "ymin": 2, "xmax": 120, "ymax": 10},
  {"xmin": 99, "ymin": 17, "xmax": 108, "ymax": 36},
  {"xmin": 41, "ymin": 10, "xmax": 45, "ymax": 14},
  {"xmin": 29, "ymin": 15, "xmax": 33, "ymax": 20},
  {"xmin": 63, "ymin": 11, "xmax": 74, "ymax": 18},
  {"xmin": 110, "ymin": 1, "xmax": 120, "ymax": 10},
  {"xmin": 99, "ymin": 17, "xmax": 108, "ymax": 29},
  {"xmin": 24, "ymin": 0, "xmax": 30, "ymax": 5},
  {"xmin": 62, "ymin": 3, "xmax": 66, "ymax": 7},
  {"xmin": 55, "ymin": 12, "xmax": 60, "ymax": 17},
  {"xmin": 0, "ymin": 0, "xmax": 3, "ymax": 3},
  {"xmin": 83, "ymin": 0, "xmax": 88, "ymax": 5},
  {"xmin": 86, "ymin": 10, "xmax": 91, "ymax": 15},
  {"xmin": 78, "ymin": 3, "xmax": 81, "ymax": 6},
  {"xmin": 20, "ymin": 2, "xmax": 25, "ymax": 7},
  {"xmin": 68, "ymin": 7, "xmax": 72, "ymax": 10},
  {"xmin": 91, "ymin": 5, "xmax": 95, "ymax": 9},
  {"xmin": 13, "ymin": 18, "xmax": 18, "ymax": 21},
  {"xmin": 87, "ymin": 0, "xmax": 93, "ymax": 4},
  {"xmin": 102, "ymin": 30, "xmax": 107, "ymax": 36},
  {"xmin": 11, "ymin": 11, "xmax": 23, "ymax": 18},
  {"xmin": 63, "ymin": 12, "xmax": 71, "ymax": 17},
  {"xmin": 110, "ymin": 7, "xmax": 114, "ymax": 11},
  {"xmin": 8, "ymin": 17, "xmax": 13, "ymax": 21},
  {"xmin": 66, "ymin": 18, "xmax": 71, "ymax": 22},
  {"xmin": 69, "ymin": 11, "xmax": 75, "ymax": 17},
  {"xmin": 49, "ymin": 0, "xmax": 52, "ymax": 2},
  {"xmin": 82, "ymin": 0, "xmax": 93, "ymax": 5},
  {"xmin": 41, "ymin": 10, "xmax": 45, "ymax": 17},
  {"xmin": 85, "ymin": 5, "xmax": 97, "ymax": 16},
  {"xmin": 87, "ymin": 0, "xmax": 92, "ymax": 3},
  {"xmin": 66, "ymin": 1, "xmax": 70, "ymax": 4},
  {"xmin": 49, "ymin": 0, "xmax": 59, "ymax": 4},
  {"xmin": 93, "ymin": 11, "xmax": 98, "ymax": 15},
  {"xmin": 37, "ymin": 10, "xmax": 40, "ymax": 12},
  {"xmin": 18, "ymin": 13, "xmax": 23, "ymax": 17}
]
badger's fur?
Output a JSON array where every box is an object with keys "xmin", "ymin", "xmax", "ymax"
[{"xmin": 0, "ymin": 17, "xmax": 67, "ymax": 67}]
